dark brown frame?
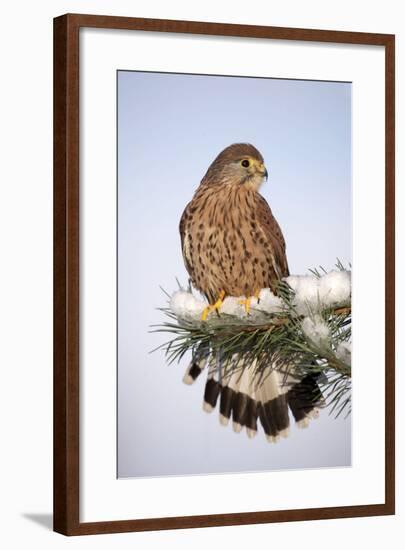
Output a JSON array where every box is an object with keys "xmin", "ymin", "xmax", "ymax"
[{"xmin": 54, "ymin": 13, "xmax": 395, "ymax": 536}]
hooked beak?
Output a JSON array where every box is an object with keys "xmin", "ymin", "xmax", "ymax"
[{"xmin": 263, "ymin": 167, "xmax": 268, "ymax": 181}]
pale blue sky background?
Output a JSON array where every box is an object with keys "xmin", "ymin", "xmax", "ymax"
[{"xmin": 117, "ymin": 70, "xmax": 352, "ymax": 478}]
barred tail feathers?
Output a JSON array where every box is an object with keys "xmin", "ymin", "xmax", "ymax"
[
  {"xmin": 196, "ymin": 359, "xmax": 324, "ymax": 442},
  {"xmin": 182, "ymin": 349, "xmax": 209, "ymax": 385}
]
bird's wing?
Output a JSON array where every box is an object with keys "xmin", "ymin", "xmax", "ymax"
[
  {"xmin": 179, "ymin": 205, "xmax": 187, "ymax": 250},
  {"xmin": 179, "ymin": 204, "xmax": 194, "ymax": 276},
  {"xmin": 256, "ymin": 194, "xmax": 289, "ymax": 277}
]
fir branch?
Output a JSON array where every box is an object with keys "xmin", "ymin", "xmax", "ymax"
[{"xmin": 152, "ymin": 264, "xmax": 352, "ymax": 417}]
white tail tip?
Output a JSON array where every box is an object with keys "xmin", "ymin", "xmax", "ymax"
[
  {"xmin": 279, "ymin": 427, "xmax": 290, "ymax": 439},
  {"xmin": 297, "ymin": 417, "xmax": 310, "ymax": 429},
  {"xmin": 232, "ymin": 421, "xmax": 243, "ymax": 433},
  {"xmin": 307, "ymin": 407, "xmax": 320, "ymax": 419},
  {"xmin": 182, "ymin": 373, "xmax": 194, "ymax": 385},
  {"xmin": 266, "ymin": 435, "xmax": 281, "ymax": 444},
  {"xmin": 202, "ymin": 401, "xmax": 213, "ymax": 413},
  {"xmin": 246, "ymin": 428, "xmax": 257, "ymax": 439},
  {"xmin": 219, "ymin": 414, "xmax": 229, "ymax": 426}
]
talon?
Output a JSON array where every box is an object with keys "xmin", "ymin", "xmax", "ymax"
[
  {"xmin": 201, "ymin": 306, "xmax": 210, "ymax": 321},
  {"xmin": 239, "ymin": 290, "xmax": 261, "ymax": 313},
  {"xmin": 239, "ymin": 297, "xmax": 252, "ymax": 313},
  {"xmin": 201, "ymin": 290, "xmax": 225, "ymax": 320}
]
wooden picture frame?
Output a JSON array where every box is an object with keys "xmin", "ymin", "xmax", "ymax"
[{"xmin": 53, "ymin": 13, "xmax": 395, "ymax": 535}]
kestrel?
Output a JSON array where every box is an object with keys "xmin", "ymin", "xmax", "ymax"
[
  {"xmin": 180, "ymin": 143, "xmax": 289, "ymax": 316},
  {"xmin": 179, "ymin": 143, "xmax": 322, "ymax": 441}
]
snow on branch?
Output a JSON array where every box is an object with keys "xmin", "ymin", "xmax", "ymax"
[
  {"xmin": 154, "ymin": 267, "xmax": 352, "ymax": 416},
  {"xmin": 170, "ymin": 270, "xmax": 351, "ymax": 323}
]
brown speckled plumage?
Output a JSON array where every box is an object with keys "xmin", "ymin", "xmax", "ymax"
[{"xmin": 180, "ymin": 143, "xmax": 289, "ymax": 303}]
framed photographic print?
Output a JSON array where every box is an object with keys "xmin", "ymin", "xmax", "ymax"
[{"xmin": 53, "ymin": 13, "xmax": 395, "ymax": 535}]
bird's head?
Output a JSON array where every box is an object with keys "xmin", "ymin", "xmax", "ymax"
[{"xmin": 203, "ymin": 143, "xmax": 268, "ymax": 192}]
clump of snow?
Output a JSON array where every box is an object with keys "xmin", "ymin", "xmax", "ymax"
[
  {"xmin": 220, "ymin": 296, "xmax": 247, "ymax": 317},
  {"xmin": 170, "ymin": 290, "xmax": 205, "ymax": 321},
  {"xmin": 318, "ymin": 270, "xmax": 351, "ymax": 307},
  {"xmin": 252, "ymin": 288, "xmax": 284, "ymax": 314},
  {"xmin": 336, "ymin": 341, "xmax": 352, "ymax": 364},
  {"xmin": 286, "ymin": 270, "xmax": 351, "ymax": 314},
  {"xmin": 301, "ymin": 315, "xmax": 330, "ymax": 347},
  {"xmin": 285, "ymin": 275, "xmax": 320, "ymax": 315}
]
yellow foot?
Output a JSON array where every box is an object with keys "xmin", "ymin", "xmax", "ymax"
[
  {"xmin": 238, "ymin": 297, "xmax": 252, "ymax": 313},
  {"xmin": 239, "ymin": 290, "xmax": 261, "ymax": 313},
  {"xmin": 201, "ymin": 290, "xmax": 225, "ymax": 321}
]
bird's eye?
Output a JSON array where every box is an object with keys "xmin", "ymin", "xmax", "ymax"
[{"xmin": 241, "ymin": 159, "xmax": 250, "ymax": 168}]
